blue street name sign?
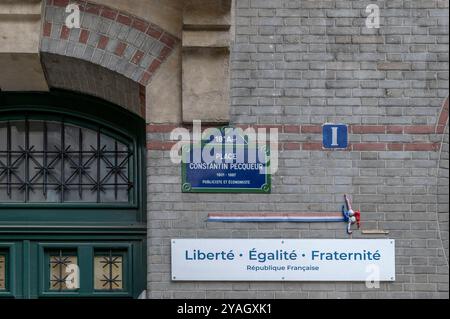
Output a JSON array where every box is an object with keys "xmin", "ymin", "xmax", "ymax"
[
  {"xmin": 322, "ymin": 124, "xmax": 348, "ymax": 149},
  {"xmin": 181, "ymin": 128, "xmax": 271, "ymax": 193}
]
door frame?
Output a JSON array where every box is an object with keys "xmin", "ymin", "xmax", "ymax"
[{"xmin": 0, "ymin": 91, "xmax": 147, "ymax": 299}]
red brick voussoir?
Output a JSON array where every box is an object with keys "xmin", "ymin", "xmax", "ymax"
[
  {"xmin": 145, "ymin": 122, "xmax": 447, "ymax": 152},
  {"xmin": 41, "ymin": 0, "xmax": 179, "ymax": 87},
  {"xmin": 436, "ymin": 97, "xmax": 449, "ymax": 134}
]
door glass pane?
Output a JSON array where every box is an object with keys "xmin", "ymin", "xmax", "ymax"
[
  {"xmin": 0, "ymin": 254, "xmax": 5, "ymax": 290},
  {"xmin": 10, "ymin": 121, "xmax": 25, "ymax": 151},
  {"xmin": 0, "ymin": 121, "xmax": 25, "ymax": 202},
  {"xmin": 0, "ymin": 123, "xmax": 5, "ymax": 202},
  {"xmin": 94, "ymin": 251, "xmax": 123, "ymax": 291},
  {"xmin": 49, "ymin": 251, "xmax": 78, "ymax": 291},
  {"xmin": 100, "ymin": 134, "xmax": 131, "ymax": 203},
  {"xmin": 0, "ymin": 119, "xmax": 133, "ymax": 203}
]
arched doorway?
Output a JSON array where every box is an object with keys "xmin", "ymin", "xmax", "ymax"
[{"xmin": 0, "ymin": 90, "xmax": 146, "ymax": 299}]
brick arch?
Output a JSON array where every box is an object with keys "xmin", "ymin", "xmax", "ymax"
[
  {"xmin": 41, "ymin": 0, "xmax": 179, "ymax": 87},
  {"xmin": 436, "ymin": 97, "xmax": 449, "ymax": 266}
]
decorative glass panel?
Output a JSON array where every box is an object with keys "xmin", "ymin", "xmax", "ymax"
[
  {"xmin": 0, "ymin": 119, "xmax": 133, "ymax": 203},
  {"xmin": 49, "ymin": 251, "xmax": 78, "ymax": 291},
  {"xmin": 94, "ymin": 251, "xmax": 123, "ymax": 291},
  {"xmin": 0, "ymin": 254, "xmax": 5, "ymax": 290}
]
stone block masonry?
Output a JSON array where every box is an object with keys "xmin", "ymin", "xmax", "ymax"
[
  {"xmin": 147, "ymin": 0, "xmax": 449, "ymax": 299},
  {"xmin": 41, "ymin": 0, "xmax": 179, "ymax": 86}
]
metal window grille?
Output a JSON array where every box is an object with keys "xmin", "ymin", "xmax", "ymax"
[{"xmin": 0, "ymin": 119, "xmax": 133, "ymax": 203}]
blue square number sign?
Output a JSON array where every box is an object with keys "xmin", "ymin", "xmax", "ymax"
[{"xmin": 322, "ymin": 124, "xmax": 348, "ymax": 149}]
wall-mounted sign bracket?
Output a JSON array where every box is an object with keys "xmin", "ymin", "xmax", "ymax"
[{"xmin": 208, "ymin": 195, "xmax": 362, "ymax": 236}]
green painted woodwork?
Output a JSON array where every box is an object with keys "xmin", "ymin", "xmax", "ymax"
[
  {"xmin": 181, "ymin": 143, "xmax": 272, "ymax": 193},
  {"xmin": 0, "ymin": 90, "xmax": 147, "ymax": 224},
  {"xmin": 0, "ymin": 90, "xmax": 147, "ymax": 299}
]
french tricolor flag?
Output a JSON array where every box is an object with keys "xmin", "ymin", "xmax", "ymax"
[{"xmin": 207, "ymin": 212, "xmax": 345, "ymax": 223}]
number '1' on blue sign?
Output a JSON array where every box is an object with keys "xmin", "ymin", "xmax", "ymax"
[{"xmin": 322, "ymin": 124, "xmax": 348, "ymax": 149}]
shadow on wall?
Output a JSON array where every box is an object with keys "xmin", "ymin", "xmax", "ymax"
[{"xmin": 41, "ymin": 52, "xmax": 142, "ymax": 115}]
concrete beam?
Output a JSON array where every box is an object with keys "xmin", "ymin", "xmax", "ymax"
[
  {"xmin": 147, "ymin": 47, "xmax": 182, "ymax": 124},
  {"xmin": 182, "ymin": 48, "xmax": 230, "ymax": 124},
  {"xmin": 183, "ymin": 0, "xmax": 231, "ymax": 30},
  {"xmin": 0, "ymin": 0, "xmax": 48, "ymax": 91},
  {"xmin": 181, "ymin": 0, "xmax": 231, "ymax": 124},
  {"xmin": 0, "ymin": 53, "xmax": 48, "ymax": 91},
  {"xmin": 0, "ymin": 0, "xmax": 42, "ymax": 15},
  {"xmin": 182, "ymin": 30, "xmax": 230, "ymax": 48}
]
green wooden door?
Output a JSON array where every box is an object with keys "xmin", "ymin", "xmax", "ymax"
[
  {"xmin": 0, "ymin": 237, "xmax": 146, "ymax": 299},
  {"xmin": 0, "ymin": 91, "xmax": 147, "ymax": 299}
]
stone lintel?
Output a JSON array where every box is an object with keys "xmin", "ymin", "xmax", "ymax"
[
  {"xmin": 181, "ymin": 0, "xmax": 231, "ymax": 124},
  {"xmin": 0, "ymin": 0, "xmax": 48, "ymax": 91},
  {"xmin": 183, "ymin": 0, "xmax": 231, "ymax": 30},
  {"xmin": 182, "ymin": 30, "xmax": 230, "ymax": 49},
  {"xmin": 0, "ymin": 0, "xmax": 42, "ymax": 16},
  {"xmin": 182, "ymin": 48, "xmax": 230, "ymax": 124},
  {"xmin": 0, "ymin": 53, "xmax": 49, "ymax": 91}
]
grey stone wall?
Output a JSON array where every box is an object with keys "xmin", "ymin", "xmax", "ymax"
[
  {"xmin": 147, "ymin": 0, "xmax": 449, "ymax": 298},
  {"xmin": 40, "ymin": 0, "xmax": 179, "ymax": 117},
  {"xmin": 231, "ymin": 0, "xmax": 448, "ymax": 125},
  {"xmin": 437, "ymin": 124, "xmax": 449, "ymax": 266},
  {"xmin": 42, "ymin": 52, "xmax": 142, "ymax": 114}
]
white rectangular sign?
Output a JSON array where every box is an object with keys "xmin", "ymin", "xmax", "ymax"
[{"xmin": 171, "ymin": 239, "xmax": 395, "ymax": 281}]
